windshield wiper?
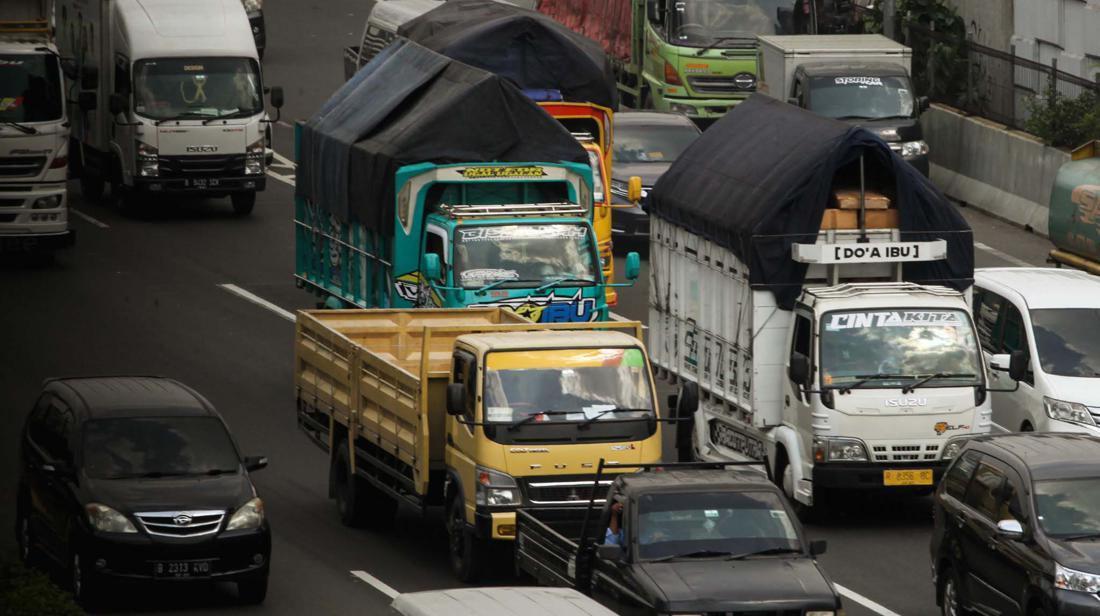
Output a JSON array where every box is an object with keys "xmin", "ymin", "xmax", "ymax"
[
  {"xmin": 154, "ymin": 111, "xmax": 218, "ymax": 126},
  {"xmin": 835, "ymin": 374, "xmax": 910, "ymax": 394},
  {"xmin": 506, "ymin": 410, "xmax": 575, "ymax": 431},
  {"xmin": 1056, "ymin": 532, "xmax": 1100, "ymax": 541},
  {"xmin": 832, "ymin": 115, "xmax": 876, "ymax": 121},
  {"xmin": 535, "ymin": 276, "xmax": 597, "ymax": 292},
  {"xmin": 902, "ymin": 373, "xmax": 977, "ymax": 394},
  {"xmin": 578, "ymin": 408, "xmax": 650, "ymax": 429},
  {"xmin": 695, "ymin": 36, "xmax": 756, "ymax": 56},
  {"xmin": 473, "ymin": 278, "xmax": 543, "ymax": 296},
  {"xmin": 202, "ymin": 110, "xmax": 255, "ymax": 125},
  {"xmin": 2, "ymin": 121, "xmax": 37, "ymax": 135},
  {"xmin": 725, "ymin": 547, "xmax": 802, "ymax": 560},
  {"xmin": 652, "ymin": 549, "xmax": 733, "ymax": 562}
]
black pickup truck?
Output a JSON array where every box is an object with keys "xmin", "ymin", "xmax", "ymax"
[{"xmin": 515, "ymin": 462, "xmax": 844, "ymax": 615}]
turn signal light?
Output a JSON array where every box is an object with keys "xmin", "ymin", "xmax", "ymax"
[{"xmin": 664, "ymin": 60, "xmax": 683, "ymax": 86}]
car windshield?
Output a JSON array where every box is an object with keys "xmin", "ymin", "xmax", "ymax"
[
  {"xmin": 1030, "ymin": 309, "xmax": 1100, "ymax": 378},
  {"xmin": 809, "ymin": 75, "xmax": 915, "ymax": 120},
  {"xmin": 613, "ymin": 123, "xmax": 700, "ymax": 164},
  {"xmin": 1034, "ymin": 478, "xmax": 1100, "ymax": 538},
  {"xmin": 636, "ymin": 490, "xmax": 801, "ymax": 561},
  {"xmin": 133, "ymin": 57, "xmax": 262, "ymax": 121},
  {"xmin": 81, "ymin": 417, "xmax": 241, "ymax": 479},
  {"xmin": 671, "ymin": 0, "xmax": 787, "ymax": 45},
  {"xmin": 0, "ymin": 53, "xmax": 63, "ymax": 122},
  {"xmin": 454, "ymin": 224, "xmax": 598, "ymax": 289},
  {"xmin": 820, "ymin": 309, "xmax": 982, "ymax": 387},
  {"xmin": 483, "ymin": 348, "xmax": 654, "ymax": 424}
]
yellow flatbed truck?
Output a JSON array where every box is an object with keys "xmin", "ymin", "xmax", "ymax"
[{"xmin": 294, "ymin": 308, "xmax": 662, "ymax": 581}]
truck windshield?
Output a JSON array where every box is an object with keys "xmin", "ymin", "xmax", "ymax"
[
  {"xmin": 672, "ymin": 0, "xmax": 787, "ymax": 45},
  {"xmin": 81, "ymin": 417, "xmax": 241, "ymax": 479},
  {"xmin": 636, "ymin": 490, "xmax": 800, "ymax": 561},
  {"xmin": 454, "ymin": 223, "xmax": 599, "ymax": 289},
  {"xmin": 482, "ymin": 348, "xmax": 654, "ymax": 425},
  {"xmin": 808, "ymin": 75, "xmax": 915, "ymax": 120},
  {"xmin": 1030, "ymin": 309, "xmax": 1100, "ymax": 378},
  {"xmin": 133, "ymin": 58, "xmax": 262, "ymax": 121},
  {"xmin": 820, "ymin": 309, "xmax": 982, "ymax": 388},
  {"xmin": 0, "ymin": 54, "xmax": 63, "ymax": 123}
]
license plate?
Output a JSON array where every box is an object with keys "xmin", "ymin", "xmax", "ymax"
[
  {"xmin": 153, "ymin": 560, "xmax": 212, "ymax": 578},
  {"xmin": 1, "ymin": 236, "xmax": 38, "ymax": 252},
  {"xmin": 184, "ymin": 178, "xmax": 219, "ymax": 189},
  {"xmin": 883, "ymin": 469, "xmax": 934, "ymax": 486}
]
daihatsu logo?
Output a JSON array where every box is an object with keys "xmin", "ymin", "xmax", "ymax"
[
  {"xmin": 886, "ymin": 397, "xmax": 927, "ymax": 407},
  {"xmin": 186, "ymin": 145, "xmax": 218, "ymax": 153},
  {"xmin": 172, "ymin": 514, "xmax": 193, "ymax": 526}
]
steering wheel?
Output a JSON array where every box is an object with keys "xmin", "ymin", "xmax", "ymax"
[{"xmin": 674, "ymin": 23, "xmax": 708, "ymax": 37}]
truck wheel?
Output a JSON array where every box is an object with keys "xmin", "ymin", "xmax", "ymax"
[
  {"xmin": 776, "ymin": 452, "xmax": 817, "ymax": 522},
  {"xmin": 446, "ymin": 496, "xmax": 483, "ymax": 583},
  {"xmin": 332, "ymin": 444, "xmax": 367, "ymax": 527},
  {"xmin": 675, "ymin": 383, "xmax": 698, "ymax": 462},
  {"xmin": 231, "ymin": 192, "xmax": 256, "ymax": 216}
]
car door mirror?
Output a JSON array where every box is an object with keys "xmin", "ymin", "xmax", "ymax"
[
  {"xmin": 1008, "ymin": 350, "xmax": 1029, "ymax": 382},
  {"xmin": 809, "ymin": 539, "xmax": 827, "ymax": 556},
  {"xmin": 421, "ymin": 253, "xmax": 442, "ymax": 283},
  {"xmin": 917, "ymin": 96, "xmax": 931, "ymax": 113},
  {"xmin": 60, "ymin": 57, "xmax": 79, "ymax": 80},
  {"xmin": 996, "ymin": 519, "xmax": 1024, "ymax": 538},
  {"xmin": 243, "ymin": 456, "xmax": 268, "ymax": 472},
  {"xmin": 646, "ymin": 0, "xmax": 663, "ymax": 24},
  {"xmin": 624, "ymin": 251, "xmax": 641, "ymax": 281},
  {"xmin": 789, "ymin": 352, "xmax": 811, "ymax": 386},
  {"xmin": 446, "ymin": 383, "xmax": 466, "ymax": 416},
  {"xmin": 597, "ymin": 543, "xmax": 624, "ymax": 561},
  {"xmin": 269, "ymin": 86, "xmax": 284, "ymax": 109}
]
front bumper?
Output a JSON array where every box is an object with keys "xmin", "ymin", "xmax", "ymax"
[
  {"xmin": 1055, "ymin": 589, "xmax": 1100, "ymax": 615},
  {"xmin": 0, "ymin": 229, "xmax": 74, "ymax": 252},
  {"xmin": 133, "ymin": 175, "xmax": 265, "ymax": 194},
  {"xmin": 813, "ymin": 461, "xmax": 949, "ymax": 490},
  {"xmin": 474, "ymin": 506, "xmax": 590, "ymax": 542},
  {"xmin": 77, "ymin": 526, "xmax": 271, "ymax": 582}
]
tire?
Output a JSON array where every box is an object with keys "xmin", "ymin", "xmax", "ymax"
[
  {"xmin": 940, "ymin": 566, "xmax": 966, "ymax": 616},
  {"xmin": 776, "ymin": 451, "xmax": 816, "ymax": 522},
  {"xmin": 237, "ymin": 574, "xmax": 268, "ymax": 605},
  {"xmin": 80, "ymin": 172, "xmax": 105, "ymax": 203},
  {"xmin": 675, "ymin": 383, "xmax": 698, "ymax": 462},
  {"xmin": 70, "ymin": 551, "xmax": 104, "ymax": 609},
  {"xmin": 231, "ymin": 191, "xmax": 256, "ymax": 216},
  {"xmin": 446, "ymin": 496, "xmax": 484, "ymax": 583},
  {"xmin": 1021, "ymin": 422, "xmax": 1034, "ymax": 432},
  {"xmin": 15, "ymin": 504, "xmax": 38, "ymax": 566}
]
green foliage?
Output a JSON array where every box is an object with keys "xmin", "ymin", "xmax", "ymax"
[
  {"xmin": 1025, "ymin": 87, "xmax": 1100, "ymax": 148},
  {"xmin": 0, "ymin": 562, "xmax": 82, "ymax": 616}
]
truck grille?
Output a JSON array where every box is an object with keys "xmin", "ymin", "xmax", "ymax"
[
  {"xmin": 872, "ymin": 443, "xmax": 941, "ymax": 462},
  {"xmin": 688, "ymin": 73, "xmax": 756, "ymax": 94},
  {"xmin": 158, "ymin": 154, "xmax": 245, "ymax": 178},
  {"xmin": 522, "ymin": 478, "xmax": 612, "ymax": 506},
  {"xmin": 135, "ymin": 510, "xmax": 225, "ymax": 538},
  {"xmin": 0, "ymin": 156, "xmax": 46, "ymax": 177}
]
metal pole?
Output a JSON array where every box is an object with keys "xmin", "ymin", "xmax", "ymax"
[
  {"xmin": 882, "ymin": 0, "xmax": 896, "ymax": 41},
  {"xmin": 1010, "ymin": 44, "xmax": 1017, "ymax": 127},
  {"xmin": 858, "ymin": 154, "xmax": 868, "ymax": 243}
]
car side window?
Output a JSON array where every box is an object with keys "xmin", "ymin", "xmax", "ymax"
[
  {"xmin": 943, "ymin": 450, "xmax": 981, "ymax": 500},
  {"xmin": 973, "ymin": 287, "xmax": 1004, "ymax": 354},
  {"xmin": 997, "ymin": 474, "xmax": 1027, "ymax": 525},
  {"xmin": 964, "ymin": 462, "xmax": 1006, "ymax": 521}
]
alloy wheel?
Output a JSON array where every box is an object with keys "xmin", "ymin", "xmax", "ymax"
[{"xmin": 943, "ymin": 576, "xmax": 960, "ymax": 616}]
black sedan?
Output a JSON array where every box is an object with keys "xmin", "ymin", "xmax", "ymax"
[
  {"xmin": 610, "ymin": 111, "xmax": 701, "ymax": 244},
  {"xmin": 15, "ymin": 376, "xmax": 271, "ymax": 607}
]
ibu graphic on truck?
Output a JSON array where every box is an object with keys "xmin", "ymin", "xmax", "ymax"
[
  {"xmin": 647, "ymin": 95, "xmax": 1026, "ymax": 511},
  {"xmin": 296, "ymin": 40, "xmax": 638, "ymax": 323}
]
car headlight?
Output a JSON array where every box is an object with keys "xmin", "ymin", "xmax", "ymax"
[
  {"xmin": 85, "ymin": 503, "xmax": 138, "ymax": 533},
  {"xmin": 475, "ymin": 466, "xmax": 519, "ymax": 507},
  {"xmin": 899, "ymin": 140, "xmax": 929, "ymax": 159},
  {"xmin": 226, "ymin": 497, "xmax": 265, "ymax": 531},
  {"xmin": 137, "ymin": 142, "xmax": 158, "ymax": 177},
  {"xmin": 244, "ymin": 138, "xmax": 264, "ymax": 175},
  {"xmin": 668, "ymin": 103, "xmax": 696, "ymax": 116},
  {"xmin": 814, "ymin": 437, "xmax": 869, "ymax": 462},
  {"xmin": 1044, "ymin": 397, "xmax": 1095, "ymax": 425},
  {"xmin": 1056, "ymin": 563, "xmax": 1100, "ymax": 593},
  {"xmin": 242, "ymin": 0, "xmax": 262, "ymax": 12}
]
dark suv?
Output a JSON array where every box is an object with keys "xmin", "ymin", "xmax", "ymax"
[
  {"xmin": 931, "ymin": 433, "xmax": 1100, "ymax": 616},
  {"xmin": 14, "ymin": 376, "xmax": 271, "ymax": 606}
]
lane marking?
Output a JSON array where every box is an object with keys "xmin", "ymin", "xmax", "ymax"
[
  {"xmin": 71, "ymin": 208, "xmax": 109, "ymax": 229},
  {"xmin": 276, "ymin": 120, "xmax": 294, "ymax": 130},
  {"xmin": 272, "ymin": 150, "xmax": 296, "ymax": 168},
  {"xmin": 974, "ymin": 241, "xmax": 1034, "ymax": 268},
  {"xmin": 266, "ymin": 169, "xmax": 296, "ymax": 187},
  {"xmin": 218, "ymin": 283, "xmax": 295, "ymax": 322},
  {"xmin": 834, "ymin": 583, "xmax": 905, "ymax": 616},
  {"xmin": 350, "ymin": 570, "xmax": 400, "ymax": 599}
]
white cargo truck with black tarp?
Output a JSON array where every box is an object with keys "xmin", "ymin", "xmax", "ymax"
[{"xmin": 647, "ymin": 95, "xmax": 1027, "ymax": 511}]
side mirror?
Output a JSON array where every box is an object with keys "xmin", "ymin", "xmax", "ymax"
[
  {"xmin": 243, "ymin": 456, "xmax": 268, "ymax": 472},
  {"xmin": 446, "ymin": 383, "xmax": 466, "ymax": 416},
  {"xmin": 597, "ymin": 543, "xmax": 624, "ymax": 561},
  {"xmin": 77, "ymin": 91, "xmax": 97, "ymax": 112},
  {"xmin": 108, "ymin": 93, "xmax": 128, "ymax": 116},
  {"xmin": 996, "ymin": 519, "xmax": 1024, "ymax": 539},
  {"xmin": 776, "ymin": 6, "xmax": 795, "ymax": 33},
  {"xmin": 789, "ymin": 352, "xmax": 811, "ymax": 386},
  {"xmin": 918, "ymin": 96, "xmax": 931, "ymax": 113},
  {"xmin": 624, "ymin": 251, "xmax": 641, "ymax": 281},
  {"xmin": 422, "ymin": 252, "xmax": 442, "ymax": 283},
  {"xmin": 60, "ymin": 57, "xmax": 79, "ymax": 80},
  {"xmin": 80, "ymin": 65, "xmax": 98, "ymax": 90},
  {"xmin": 269, "ymin": 86, "xmax": 284, "ymax": 109},
  {"xmin": 627, "ymin": 176, "xmax": 643, "ymax": 203},
  {"xmin": 809, "ymin": 539, "xmax": 827, "ymax": 556},
  {"xmin": 1008, "ymin": 350, "xmax": 1029, "ymax": 382}
]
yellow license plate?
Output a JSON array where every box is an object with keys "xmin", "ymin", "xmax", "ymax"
[{"xmin": 883, "ymin": 469, "xmax": 934, "ymax": 486}]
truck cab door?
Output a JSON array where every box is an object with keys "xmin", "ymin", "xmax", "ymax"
[
  {"xmin": 422, "ymin": 225, "xmax": 450, "ymax": 307},
  {"xmin": 783, "ymin": 308, "xmax": 815, "ymax": 423},
  {"xmin": 446, "ymin": 350, "xmax": 479, "ymax": 522}
]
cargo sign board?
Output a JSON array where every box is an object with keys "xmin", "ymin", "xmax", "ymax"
[{"xmin": 792, "ymin": 240, "xmax": 947, "ymax": 264}]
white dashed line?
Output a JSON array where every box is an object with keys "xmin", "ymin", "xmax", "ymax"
[
  {"xmin": 350, "ymin": 570, "xmax": 400, "ymax": 599},
  {"xmin": 71, "ymin": 208, "xmax": 110, "ymax": 228},
  {"xmin": 276, "ymin": 120, "xmax": 294, "ymax": 130},
  {"xmin": 266, "ymin": 170, "xmax": 296, "ymax": 187},
  {"xmin": 974, "ymin": 242, "xmax": 1035, "ymax": 268},
  {"xmin": 834, "ymin": 584, "xmax": 905, "ymax": 616},
  {"xmin": 271, "ymin": 149, "xmax": 296, "ymax": 168},
  {"xmin": 218, "ymin": 283, "xmax": 295, "ymax": 322}
]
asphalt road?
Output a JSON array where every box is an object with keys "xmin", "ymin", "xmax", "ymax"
[{"xmin": 0, "ymin": 2, "xmax": 1063, "ymax": 615}]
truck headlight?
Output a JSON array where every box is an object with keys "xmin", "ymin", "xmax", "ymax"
[
  {"xmin": 137, "ymin": 142, "xmax": 159, "ymax": 177},
  {"xmin": 226, "ymin": 497, "xmax": 265, "ymax": 530},
  {"xmin": 1056, "ymin": 563, "xmax": 1100, "ymax": 593},
  {"xmin": 475, "ymin": 466, "xmax": 519, "ymax": 507},
  {"xmin": 814, "ymin": 437, "xmax": 869, "ymax": 462},
  {"xmin": 33, "ymin": 195, "xmax": 61, "ymax": 209},
  {"xmin": 244, "ymin": 138, "xmax": 264, "ymax": 175},
  {"xmin": 1044, "ymin": 397, "xmax": 1095, "ymax": 425},
  {"xmin": 899, "ymin": 140, "xmax": 929, "ymax": 159},
  {"xmin": 86, "ymin": 503, "xmax": 138, "ymax": 533},
  {"xmin": 668, "ymin": 103, "xmax": 695, "ymax": 116}
]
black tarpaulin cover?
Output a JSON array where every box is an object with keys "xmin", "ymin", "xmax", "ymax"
[
  {"xmin": 296, "ymin": 39, "xmax": 587, "ymax": 228},
  {"xmin": 648, "ymin": 95, "xmax": 973, "ymax": 310},
  {"xmin": 397, "ymin": 0, "xmax": 618, "ymax": 109}
]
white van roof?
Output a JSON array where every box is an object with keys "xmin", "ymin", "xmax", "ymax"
[
  {"xmin": 391, "ymin": 587, "xmax": 617, "ymax": 616},
  {"xmin": 117, "ymin": 0, "xmax": 257, "ymax": 60},
  {"xmin": 369, "ymin": 0, "xmax": 443, "ymax": 31},
  {"xmin": 976, "ymin": 267, "xmax": 1100, "ymax": 309}
]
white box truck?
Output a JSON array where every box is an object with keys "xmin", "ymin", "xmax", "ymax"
[
  {"xmin": 57, "ymin": 0, "xmax": 283, "ymax": 215},
  {"xmin": 0, "ymin": 0, "xmax": 74, "ymax": 253},
  {"xmin": 647, "ymin": 96, "xmax": 1026, "ymax": 511},
  {"xmin": 758, "ymin": 34, "xmax": 930, "ymax": 176}
]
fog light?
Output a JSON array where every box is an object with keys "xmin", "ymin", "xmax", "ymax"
[
  {"xmin": 252, "ymin": 553, "xmax": 265, "ymax": 565},
  {"xmin": 497, "ymin": 524, "xmax": 516, "ymax": 537},
  {"xmin": 95, "ymin": 558, "xmax": 107, "ymax": 570}
]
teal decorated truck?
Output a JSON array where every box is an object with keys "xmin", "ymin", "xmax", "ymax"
[
  {"xmin": 1048, "ymin": 140, "xmax": 1100, "ymax": 274},
  {"xmin": 294, "ymin": 40, "xmax": 638, "ymax": 322}
]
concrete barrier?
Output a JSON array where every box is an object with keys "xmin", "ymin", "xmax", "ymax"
[{"xmin": 921, "ymin": 104, "xmax": 1069, "ymax": 237}]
